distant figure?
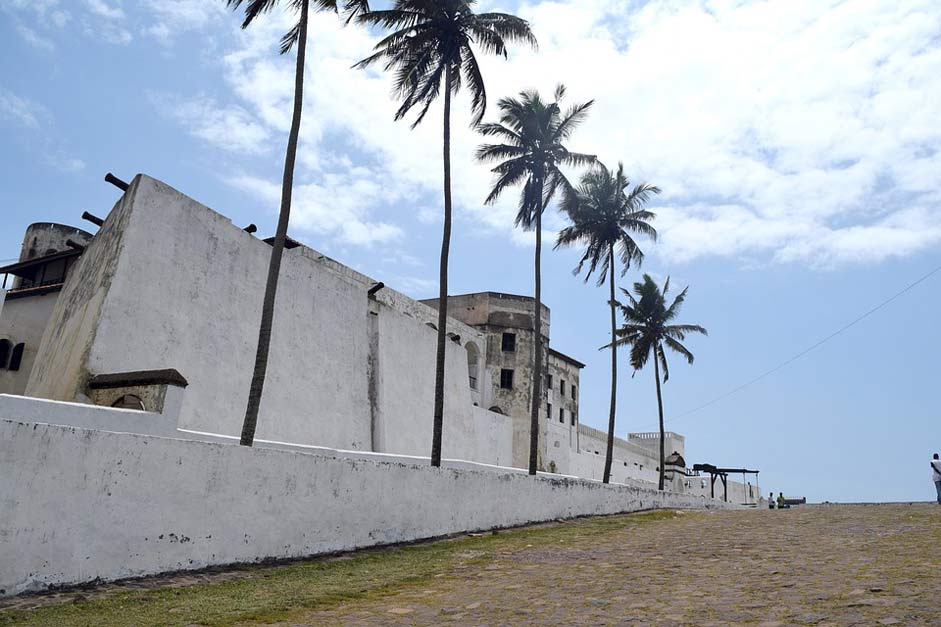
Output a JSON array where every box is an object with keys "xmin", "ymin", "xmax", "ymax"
[
  {"xmin": 768, "ymin": 491, "xmax": 775, "ymax": 509},
  {"xmin": 931, "ymin": 453, "xmax": 941, "ymax": 504},
  {"xmin": 777, "ymin": 492, "xmax": 788, "ymax": 509}
]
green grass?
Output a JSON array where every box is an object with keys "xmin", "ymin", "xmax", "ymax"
[{"xmin": 0, "ymin": 510, "xmax": 679, "ymax": 627}]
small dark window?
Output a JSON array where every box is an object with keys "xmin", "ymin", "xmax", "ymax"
[
  {"xmin": 547, "ymin": 402, "xmax": 552, "ymax": 420},
  {"xmin": 112, "ymin": 394, "xmax": 145, "ymax": 411},
  {"xmin": 500, "ymin": 369, "xmax": 514, "ymax": 390},
  {"xmin": 546, "ymin": 373, "xmax": 553, "ymax": 390},
  {"xmin": 560, "ymin": 379, "xmax": 566, "ymax": 395},
  {"xmin": 501, "ymin": 332, "xmax": 516, "ymax": 352},
  {"xmin": 571, "ymin": 384, "xmax": 577, "ymax": 400},
  {"xmin": 571, "ymin": 412, "xmax": 576, "ymax": 426},
  {"xmin": 0, "ymin": 339, "xmax": 11, "ymax": 369},
  {"xmin": 8, "ymin": 343, "xmax": 24, "ymax": 371},
  {"xmin": 559, "ymin": 407, "xmax": 564, "ymax": 423}
]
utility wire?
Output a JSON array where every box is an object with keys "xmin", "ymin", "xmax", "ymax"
[{"xmin": 651, "ymin": 261, "xmax": 941, "ymax": 428}]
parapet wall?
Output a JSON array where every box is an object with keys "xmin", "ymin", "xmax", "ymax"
[{"xmin": 0, "ymin": 419, "xmax": 734, "ymax": 597}]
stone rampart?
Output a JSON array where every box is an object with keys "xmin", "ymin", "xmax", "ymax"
[{"xmin": 0, "ymin": 418, "xmax": 735, "ymax": 597}]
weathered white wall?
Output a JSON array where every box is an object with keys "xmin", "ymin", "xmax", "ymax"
[
  {"xmin": 0, "ymin": 293, "xmax": 58, "ymax": 395},
  {"xmin": 373, "ymin": 301, "xmax": 510, "ymax": 465},
  {"xmin": 0, "ymin": 419, "xmax": 733, "ymax": 597},
  {"xmin": 23, "ymin": 175, "xmax": 499, "ymax": 463}
]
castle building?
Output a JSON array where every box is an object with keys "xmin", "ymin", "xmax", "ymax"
[{"xmin": 0, "ymin": 173, "xmax": 757, "ymax": 500}]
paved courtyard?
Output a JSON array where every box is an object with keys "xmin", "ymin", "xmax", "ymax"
[
  {"xmin": 296, "ymin": 504, "xmax": 941, "ymax": 627},
  {"xmin": 2, "ymin": 504, "xmax": 940, "ymax": 626}
]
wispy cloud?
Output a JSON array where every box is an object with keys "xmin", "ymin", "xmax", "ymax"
[
  {"xmin": 0, "ymin": 89, "xmax": 42, "ymax": 128},
  {"xmin": 159, "ymin": 0, "xmax": 941, "ymax": 265},
  {"xmin": 83, "ymin": 0, "xmax": 123, "ymax": 20},
  {"xmin": 228, "ymin": 173, "xmax": 404, "ymax": 247},
  {"xmin": 148, "ymin": 91, "xmax": 271, "ymax": 154}
]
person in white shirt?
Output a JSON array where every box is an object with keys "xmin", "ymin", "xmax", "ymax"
[{"xmin": 931, "ymin": 453, "xmax": 941, "ymax": 504}]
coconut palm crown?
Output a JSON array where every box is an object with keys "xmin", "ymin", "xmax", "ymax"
[
  {"xmin": 355, "ymin": 0, "xmax": 537, "ymax": 127},
  {"xmin": 555, "ymin": 162, "xmax": 658, "ymax": 483},
  {"xmin": 227, "ymin": 0, "xmax": 371, "ymax": 53},
  {"xmin": 355, "ymin": 0, "xmax": 536, "ymax": 468},
  {"xmin": 476, "ymin": 85, "xmax": 595, "ymax": 475},
  {"xmin": 610, "ymin": 274, "xmax": 707, "ymax": 490}
]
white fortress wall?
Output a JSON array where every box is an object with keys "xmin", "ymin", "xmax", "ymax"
[
  {"xmin": 0, "ymin": 418, "xmax": 735, "ymax": 598},
  {"xmin": 21, "ymin": 174, "xmax": 506, "ymax": 465}
]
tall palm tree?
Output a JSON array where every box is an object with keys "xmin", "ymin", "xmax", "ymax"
[
  {"xmin": 356, "ymin": 1, "xmax": 535, "ymax": 467},
  {"xmin": 476, "ymin": 85, "xmax": 595, "ymax": 475},
  {"xmin": 610, "ymin": 274, "xmax": 707, "ymax": 490},
  {"xmin": 555, "ymin": 162, "xmax": 658, "ymax": 483},
  {"xmin": 227, "ymin": 0, "xmax": 372, "ymax": 447}
]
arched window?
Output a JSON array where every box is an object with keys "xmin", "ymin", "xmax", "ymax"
[
  {"xmin": 111, "ymin": 394, "xmax": 146, "ymax": 411},
  {"xmin": 8, "ymin": 343, "xmax": 24, "ymax": 371},
  {"xmin": 0, "ymin": 340, "xmax": 11, "ymax": 369},
  {"xmin": 465, "ymin": 342, "xmax": 480, "ymax": 390}
]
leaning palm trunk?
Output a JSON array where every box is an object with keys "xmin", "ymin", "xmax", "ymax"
[
  {"xmin": 653, "ymin": 342, "xmax": 666, "ymax": 490},
  {"xmin": 240, "ymin": 0, "xmax": 309, "ymax": 447},
  {"xmin": 430, "ymin": 65, "xmax": 454, "ymax": 467},
  {"xmin": 602, "ymin": 245, "xmax": 617, "ymax": 483},
  {"xmin": 528, "ymin": 199, "xmax": 544, "ymax": 475}
]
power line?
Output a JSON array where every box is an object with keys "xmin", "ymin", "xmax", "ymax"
[{"xmin": 653, "ymin": 261, "xmax": 941, "ymax": 428}]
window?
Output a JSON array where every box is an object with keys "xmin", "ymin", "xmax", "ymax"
[
  {"xmin": 8, "ymin": 343, "xmax": 24, "ymax": 372},
  {"xmin": 547, "ymin": 402, "xmax": 552, "ymax": 420},
  {"xmin": 500, "ymin": 369, "xmax": 514, "ymax": 390},
  {"xmin": 546, "ymin": 373, "xmax": 553, "ymax": 390},
  {"xmin": 465, "ymin": 342, "xmax": 480, "ymax": 390},
  {"xmin": 501, "ymin": 332, "xmax": 516, "ymax": 352},
  {"xmin": 559, "ymin": 407, "xmax": 564, "ymax": 423},
  {"xmin": 571, "ymin": 384, "xmax": 577, "ymax": 400},
  {"xmin": 111, "ymin": 394, "xmax": 145, "ymax": 411},
  {"xmin": 0, "ymin": 339, "xmax": 10, "ymax": 369},
  {"xmin": 571, "ymin": 411, "xmax": 576, "ymax": 426},
  {"xmin": 560, "ymin": 379, "xmax": 566, "ymax": 395}
]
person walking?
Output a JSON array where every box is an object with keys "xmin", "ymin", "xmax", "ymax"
[{"xmin": 931, "ymin": 453, "xmax": 941, "ymax": 504}]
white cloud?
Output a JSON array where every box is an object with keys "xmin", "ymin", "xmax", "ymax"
[
  {"xmin": 84, "ymin": 0, "xmax": 123, "ymax": 20},
  {"xmin": 228, "ymin": 173, "xmax": 404, "ymax": 247},
  {"xmin": 142, "ymin": 0, "xmax": 226, "ymax": 45},
  {"xmin": 149, "ymin": 92, "xmax": 271, "ymax": 155},
  {"xmin": 0, "ymin": 89, "xmax": 42, "ymax": 128},
  {"xmin": 165, "ymin": 0, "xmax": 941, "ymax": 265}
]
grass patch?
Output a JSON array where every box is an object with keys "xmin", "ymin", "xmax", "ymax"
[{"xmin": 0, "ymin": 510, "xmax": 680, "ymax": 627}]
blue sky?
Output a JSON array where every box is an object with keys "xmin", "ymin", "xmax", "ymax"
[{"xmin": 2, "ymin": 0, "xmax": 940, "ymax": 503}]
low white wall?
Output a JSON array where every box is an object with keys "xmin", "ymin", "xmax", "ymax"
[{"xmin": 0, "ymin": 419, "xmax": 733, "ymax": 597}]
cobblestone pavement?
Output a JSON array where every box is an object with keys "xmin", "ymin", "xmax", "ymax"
[{"xmin": 276, "ymin": 504, "xmax": 941, "ymax": 627}]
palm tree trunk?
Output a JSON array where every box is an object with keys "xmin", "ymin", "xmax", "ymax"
[
  {"xmin": 240, "ymin": 0, "xmax": 309, "ymax": 447},
  {"xmin": 528, "ymin": 195, "xmax": 544, "ymax": 476},
  {"xmin": 430, "ymin": 64, "xmax": 453, "ymax": 468},
  {"xmin": 652, "ymin": 343, "xmax": 666, "ymax": 490},
  {"xmin": 602, "ymin": 246, "xmax": 617, "ymax": 483}
]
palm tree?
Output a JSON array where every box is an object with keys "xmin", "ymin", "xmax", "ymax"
[
  {"xmin": 356, "ymin": 1, "xmax": 536, "ymax": 467},
  {"xmin": 611, "ymin": 274, "xmax": 707, "ymax": 490},
  {"xmin": 555, "ymin": 163, "xmax": 658, "ymax": 483},
  {"xmin": 227, "ymin": 0, "xmax": 372, "ymax": 447},
  {"xmin": 476, "ymin": 85, "xmax": 595, "ymax": 475}
]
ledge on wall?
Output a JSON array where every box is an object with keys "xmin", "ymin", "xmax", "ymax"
[{"xmin": 87, "ymin": 369, "xmax": 189, "ymax": 389}]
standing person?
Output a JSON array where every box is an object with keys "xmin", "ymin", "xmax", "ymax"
[
  {"xmin": 777, "ymin": 492, "xmax": 787, "ymax": 509},
  {"xmin": 931, "ymin": 454, "xmax": 941, "ymax": 504},
  {"xmin": 769, "ymin": 491, "xmax": 775, "ymax": 509}
]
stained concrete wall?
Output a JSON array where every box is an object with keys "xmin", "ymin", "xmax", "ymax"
[
  {"xmin": 0, "ymin": 293, "xmax": 58, "ymax": 395},
  {"xmin": 22, "ymin": 175, "xmax": 502, "ymax": 463},
  {"xmin": 0, "ymin": 419, "xmax": 733, "ymax": 597}
]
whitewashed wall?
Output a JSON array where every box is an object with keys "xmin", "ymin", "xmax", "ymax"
[
  {"xmin": 23, "ymin": 175, "xmax": 504, "ymax": 466},
  {"xmin": 0, "ymin": 419, "xmax": 733, "ymax": 598}
]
